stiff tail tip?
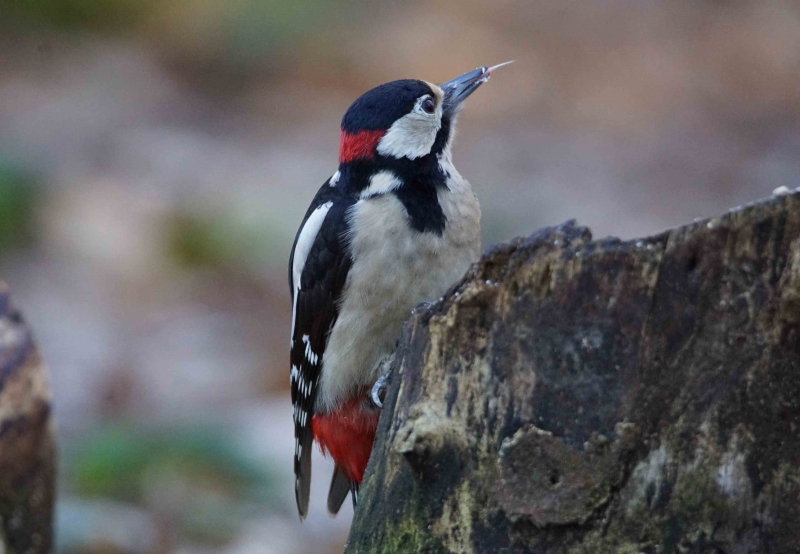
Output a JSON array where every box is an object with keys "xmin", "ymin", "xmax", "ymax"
[
  {"xmin": 295, "ymin": 432, "xmax": 313, "ymax": 520},
  {"xmin": 327, "ymin": 464, "xmax": 352, "ymax": 515}
]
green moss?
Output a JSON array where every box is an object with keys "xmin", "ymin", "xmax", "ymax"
[
  {"xmin": 373, "ymin": 507, "xmax": 449, "ymax": 554},
  {"xmin": 349, "ymin": 476, "xmax": 450, "ymax": 554},
  {"xmin": 609, "ymin": 454, "xmax": 742, "ymax": 552},
  {"xmin": 665, "ymin": 463, "xmax": 734, "ymax": 545}
]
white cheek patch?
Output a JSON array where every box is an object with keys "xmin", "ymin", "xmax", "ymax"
[
  {"xmin": 291, "ymin": 201, "xmax": 333, "ymax": 341},
  {"xmin": 377, "ymin": 97, "xmax": 442, "ymax": 160},
  {"xmin": 360, "ymin": 170, "xmax": 403, "ymax": 198}
]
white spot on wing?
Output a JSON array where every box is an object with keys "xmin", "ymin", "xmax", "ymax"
[
  {"xmin": 294, "ymin": 368, "xmax": 312, "ymax": 400},
  {"xmin": 302, "ymin": 334, "xmax": 320, "ymax": 365}
]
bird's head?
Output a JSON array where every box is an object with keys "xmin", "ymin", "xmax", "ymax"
[{"xmin": 338, "ymin": 63, "xmax": 512, "ymax": 171}]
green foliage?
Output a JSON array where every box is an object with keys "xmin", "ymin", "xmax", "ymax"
[
  {"xmin": 166, "ymin": 213, "xmax": 230, "ymax": 270},
  {"xmin": 2, "ymin": 0, "xmax": 357, "ymax": 48},
  {"xmin": 0, "ymin": 0, "xmax": 159, "ymax": 30},
  {"xmin": 164, "ymin": 208, "xmax": 291, "ymax": 274},
  {"xmin": 218, "ymin": 0, "xmax": 351, "ymax": 59},
  {"xmin": 71, "ymin": 424, "xmax": 275, "ymax": 500},
  {"xmin": 0, "ymin": 166, "xmax": 41, "ymax": 254},
  {"xmin": 68, "ymin": 423, "xmax": 278, "ymax": 542}
]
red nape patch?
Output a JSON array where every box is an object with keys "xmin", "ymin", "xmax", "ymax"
[
  {"xmin": 312, "ymin": 394, "xmax": 380, "ymax": 484},
  {"xmin": 339, "ymin": 130, "xmax": 385, "ymax": 164}
]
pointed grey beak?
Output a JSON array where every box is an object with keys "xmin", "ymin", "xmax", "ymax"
[{"xmin": 441, "ymin": 61, "xmax": 513, "ymax": 114}]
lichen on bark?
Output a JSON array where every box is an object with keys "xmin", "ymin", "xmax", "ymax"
[{"xmin": 346, "ymin": 191, "xmax": 800, "ymax": 553}]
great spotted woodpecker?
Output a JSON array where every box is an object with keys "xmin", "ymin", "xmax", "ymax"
[{"xmin": 289, "ymin": 63, "xmax": 510, "ymax": 519}]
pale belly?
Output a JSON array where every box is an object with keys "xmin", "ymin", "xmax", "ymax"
[{"xmin": 316, "ymin": 181, "xmax": 481, "ymax": 413}]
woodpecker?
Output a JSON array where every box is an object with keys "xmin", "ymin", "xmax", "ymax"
[{"xmin": 288, "ymin": 63, "xmax": 510, "ymax": 519}]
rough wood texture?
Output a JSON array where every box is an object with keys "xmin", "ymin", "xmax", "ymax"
[
  {"xmin": 0, "ymin": 282, "xmax": 55, "ymax": 553},
  {"xmin": 346, "ymin": 190, "xmax": 800, "ymax": 553}
]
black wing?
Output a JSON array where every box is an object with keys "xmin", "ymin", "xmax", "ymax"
[{"xmin": 289, "ymin": 180, "xmax": 353, "ymax": 519}]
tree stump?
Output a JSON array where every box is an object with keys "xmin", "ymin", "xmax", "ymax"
[
  {"xmin": 346, "ymin": 190, "xmax": 800, "ymax": 553},
  {"xmin": 0, "ymin": 282, "xmax": 55, "ymax": 553}
]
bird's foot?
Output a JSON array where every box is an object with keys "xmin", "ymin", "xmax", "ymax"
[
  {"xmin": 411, "ymin": 301, "xmax": 434, "ymax": 315},
  {"xmin": 370, "ymin": 372, "xmax": 390, "ymax": 408},
  {"xmin": 369, "ymin": 353, "xmax": 395, "ymax": 409}
]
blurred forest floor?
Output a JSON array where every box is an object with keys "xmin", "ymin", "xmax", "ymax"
[{"xmin": 0, "ymin": 1, "xmax": 799, "ymax": 552}]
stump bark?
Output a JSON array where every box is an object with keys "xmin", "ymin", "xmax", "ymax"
[
  {"xmin": 0, "ymin": 282, "xmax": 55, "ymax": 553},
  {"xmin": 346, "ymin": 190, "xmax": 800, "ymax": 553}
]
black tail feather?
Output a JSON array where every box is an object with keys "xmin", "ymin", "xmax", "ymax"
[
  {"xmin": 327, "ymin": 464, "xmax": 351, "ymax": 515},
  {"xmin": 295, "ymin": 432, "xmax": 314, "ymax": 519}
]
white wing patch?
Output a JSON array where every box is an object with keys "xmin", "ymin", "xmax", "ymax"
[
  {"xmin": 291, "ymin": 201, "xmax": 334, "ymax": 343},
  {"xmin": 360, "ymin": 170, "xmax": 403, "ymax": 199}
]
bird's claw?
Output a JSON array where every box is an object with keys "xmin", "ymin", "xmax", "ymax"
[
  {"xmin": 371, "ymin": 372, "xmax": 390, "ymax": 408},
  {"xmin": 369, "ymin": 353, "xmax": 394, "ymax": 409},
  {"xmin": 411, "ymin": 301, "xmax": 434, "ymax": 315}
]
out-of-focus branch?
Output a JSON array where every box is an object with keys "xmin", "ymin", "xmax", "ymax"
[{"xmin": 0, "ymin": 283, "xmax": 55, "ymax": 552}]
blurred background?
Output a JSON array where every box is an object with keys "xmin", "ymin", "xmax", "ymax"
[{"xmin": 1, "ymin": 0, "xmax": 799, "ymax": 551}]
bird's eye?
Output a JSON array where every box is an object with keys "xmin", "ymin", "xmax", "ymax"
[{"xmin": 421, "ymin": 97, "xmax": 435, "ymax": 114}]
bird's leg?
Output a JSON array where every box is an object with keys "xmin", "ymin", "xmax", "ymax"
[
  {"xmin": 369, "ymin": 351, "xmax": 395, "ymax": 409},
  {"xmin": 370, "ymin": 302, "xmax": 432, "ymax": 410}
]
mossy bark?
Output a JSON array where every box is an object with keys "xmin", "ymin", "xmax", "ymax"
[
  {"xmin": 0, "ymin": 282, "xmax": 55, "ymax": 553},
  {"xmin": 347, "ymin": 191, "xmax": 800, "ymax": 553}
]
